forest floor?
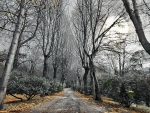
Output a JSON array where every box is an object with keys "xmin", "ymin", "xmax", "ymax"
[
  {"xmin": 1, "ymin": 88, "xmax": 150, "ymax": 113},
  {"xmin": 0, "ymin": 91, "xmax": 64, "ymax": 113}
]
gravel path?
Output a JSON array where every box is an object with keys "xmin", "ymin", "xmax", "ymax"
[{"xmin": 21, "ymin": 88, "xmax": 106, "ymax": 113}]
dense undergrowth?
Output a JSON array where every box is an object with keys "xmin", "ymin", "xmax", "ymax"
[
  {"xmin": 6, "ymin": 71, "xmax": 63, "ymax": 101},
  {"xmin": 72, "ymin": 74, "xmax": 150, "ymax": 108}
]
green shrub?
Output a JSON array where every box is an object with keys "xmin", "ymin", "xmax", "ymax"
[
  {"xmin": 7, "ymin": 72, "xmax": 50, "ymax": 100},
  {"xmin": 48, "ymin": 80, "xmax": 63, "ymax": 94},
  {"xmin": 99, "ymin": 75, "xmax": 150, "ymax": 107}
]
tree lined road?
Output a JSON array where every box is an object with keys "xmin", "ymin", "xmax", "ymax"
[
  {"xmin": 21, "ymin": 88, "xmax": 106, "ymax": 113},
  {"xmin": 0, "ymin": 0, "xmax": 150, "ymax": 110}
]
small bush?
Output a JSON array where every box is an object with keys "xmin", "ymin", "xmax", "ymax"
[
  {"xmin": 7, "ymin": 72, "xmax": 50, "ymax": 100},
  {"xmin": 99, "ymin": 75, "xmax": 150, "ymax": 107}
]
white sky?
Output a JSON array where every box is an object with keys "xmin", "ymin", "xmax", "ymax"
[
  {"xmin": 0, "ymin": 0, "xmax": 150, "ymax": 52},
  {"xmin": 67, "ymin": 0, "xmax": 150, "ymax": 42},
  {"xmin": 65, "ymin": 0, "xmax": 76, "ymax": 16}
]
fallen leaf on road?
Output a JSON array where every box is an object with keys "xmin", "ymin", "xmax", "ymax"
[{"xmin": 2, "ymin": 91, "xmax": 64, "ymax": 112}]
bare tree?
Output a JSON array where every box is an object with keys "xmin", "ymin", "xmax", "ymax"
[
  {"xmin": 13, "ymin": 7, "xmax": 41, "ymax": 69},
  {"xmin": 122, "ymin": 0, "xmax": 150, "ymax": 55},
  {"xmin": 52, "ymin": 40, "xmax": 61, "ymax": 79},
  {"xmin": 104, "ymin": 38, "xmax": 132, "ymax": 76},
  {"xmin": 0, "ymin": 0, "xmax": 42, "ymax": 69},
  {"xmin": 73, "ymin": 8, "xmax": 90, "ymax": 95},
  {"xmin": 37, "ymin": 0, "xmax": 63, "ymax": 78},
  {"xmin": 73, "ymin": 0, "xmax": 125, "ymax": 100},
  {"xmin": 75, "ymin": 66, "xmax": 82, "ymax": 92},
  {"xmin": 0, "ymin": 0, "xmax": 26, "ymax": 109},
  {"xmin": 52, "ymin": 7, "xmax": 66, "ymax": 79},
  {"xmin": 60, "ymin": 28, "xmax": 73, "ymax": 86}
]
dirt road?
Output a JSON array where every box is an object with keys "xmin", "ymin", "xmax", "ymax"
[{"xmin": 21, "ymin": 88, "xmax": 106, "ymax": 113}]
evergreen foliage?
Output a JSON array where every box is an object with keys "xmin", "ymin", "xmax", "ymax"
[{"xmin": 7, "ymin": 71, "xmax": 63, "ymax": 100}]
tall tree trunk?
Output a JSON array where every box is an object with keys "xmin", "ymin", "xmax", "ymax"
[
  {"xmin": 122, "ymin": 41, "xmax": 126, "ymax": 76},
  {"xmin": 90, "ymin": 60, "xmax": 102, "ymax": 101},
  {"xmin": 122, "ymin": 0, "xmax": 150, "ymax": 55},
  {"xmin": 77, "ymin": 74, "xmax": 81, "ymax": 92},
  {"xmin": 61, "ymin": 74, "xmax": 65, "ymax": 86},
  {"xmin": 13, "ymin": 45, "xmax": 20, "ymax": 69},
  {"xmin": 92, "ymin": 70, "xmax": 101, "ymax": 101},
  {"xmin": 83, "ymin": 67, "xmax": 89, "ymax": 95},
  {"xmin": 89, "ymin": 74, "xmax": 93, "ymax": 95},
  {"xmin": 118, "ymin": 54, "xmax": 122, "ymax": 76},
  {"xmin": 0, "ymin": 0, "xmax": 26, "ymax": 110},
  {"xmin": 29, "ymin": 60, "xmax": 35, "ymax": 75},
  {"xmin": 13, "ymin": 26, "xmax": 23, "ymax": 69},
  {"xmin": 43, "ymin": 56, "xmax": 49, "ymax": 78},
  {"xmin": 13, "ymin": 10, "xmax": 39, "ymax": 69},
  {"xmin": 53, "ymin": 67, "xmax": 57, "ymax": 79}
]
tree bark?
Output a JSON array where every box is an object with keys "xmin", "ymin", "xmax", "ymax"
[
  {"xmin": 61, "ymin": 74, "xmax": 65, "ymax": 86},
  {"xmin": 0, "ymin": 0, "xmax": 26, "ymax": 110},
  {"xmin": 13, "ymin": 21, "xmax": 24, "ymax": 69},
  {"xmin": 122, "ymin": 41, "xmax": 126, "ymax": 76},
  {"xmin": 118, "ymin": 54, "xmax": 122, "ymax": 76},
  {"xmin": 43, "ymin": 56, "xmax": 49, "ymax": 78},
  {"xmin": 89, "ymin": 74, "xmax": 93, "ymax": 95},
  {"xmin": 83, "ymin": 67, "xmax": 90, "ymax": 95},
  {"xmin": 53, "ymin": 67, "xmax": 57, "ymax": 79},
  {"xmin": 92, "ymin": 70, "xmax": 101, "ymax": 101},
  {"xmin": 122, "ymin": 0, "xmax": 150, "ymax": 55},
  {"xmin": 90, "ymin": 59, "xmax": 102, "ymax": 101},
  {"xmin": 77, "ymin": 73, "xmax": 81, "ymax": 92},
  {"xmin": 13, "ymin": 44, "xmax": 20, "ymax": 69}
]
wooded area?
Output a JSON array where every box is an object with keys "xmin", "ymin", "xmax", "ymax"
[{"xmin": 0, "ymin": 0, "xmax": 150, "ymax": 111}]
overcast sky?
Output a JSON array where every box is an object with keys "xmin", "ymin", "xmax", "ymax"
[
  {"xmin": 66, "ymin": 0, "xmax": 150, "ymax": 42},
  {"xmin": 0, "ymin": 0, "xmax": 150, "ymax": 51}
]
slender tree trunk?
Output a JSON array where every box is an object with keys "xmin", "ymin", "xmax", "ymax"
[
  {"xmin": 13, "ymin": 18, "xmax": 23, "ymax": 69},
  {"xmin": 122, "ymin": 41, "xmax": 126, "ymax": 76},
  {"xmin": 90, "ymin": 74, "xmax": 93, "ymax": 95},
  {"xmin": 61, "ymin": 50, "xmax": 64, "ymax": 87},
  {"xmin": 90, "ymin": 59, "xmax": 102, "ymax": 101},
  {"xmin": 77, "ymin": 75, "xmax": 81, "ymax": 92},
  {"xmin": 53, "ymin": 67, "xmax": 57, "ymax": 79},
  {"xmin": 13, "ymin": 45, "xmax": 20, "ymax": 69},
  {"xmin": 0, "ymin": 0, "xmax": 26, "ymax": 110},
  {"xmin": 122, "ymin": 0, "xmax": 150, "ymax": 55},
  {"xmin": 13, "ymin": 9, "xmax": 39, "ymax": 69},
  {"xmin": 61, "ymin": 74, "xmax": 65, "ymax": 86},
  {"xmin": 29, "ymin": 60, "xmax": 35, "ymax": 75},
  {"xmin": 92, "ymin": 70, "xmax": 101, "ymax": 101},
  {"xmin": 43, "ymin": 56, "xmax": 49, "ymax": 78},
  {"xmin": 83, "ymin": 67, "xmax": 89, "ymax": 95},
  {"xmin": 118, "ymin": 54, "xmax": 122, "ymax": 76}
]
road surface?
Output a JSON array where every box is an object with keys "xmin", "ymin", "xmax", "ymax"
[{"xmin": 21, "ymin": 88, "xmax": 107, "ymax": 113}]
